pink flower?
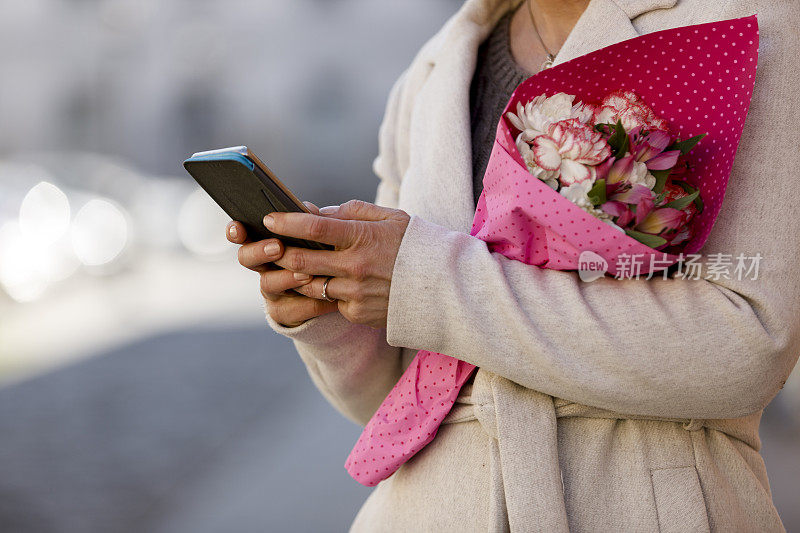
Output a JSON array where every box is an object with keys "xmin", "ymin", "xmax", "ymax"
[
  {"xmin": 661, "ymin": 182, "xmax": 699, "ymax": 244},
  {"xmin": 629, "ymin": 128, "xmax": 681, "ymax": 172},
  {"xmin": 606, "ymin": 154, "xmax": 655, "ymax": 189},
  {"xmin": 636, "ymin": 207, "xmax": 684, "ymax": 234},
  {"xmin": 602, "ymin": 184, "xmax": 656, "ymax": 230},
  {"xmin": 603, "ymin": 128, "xmax": 682, "ymax": 190},
  {"xmin": 609, "ymin": 183, "xmax": 653, "ymax": 204},
  {"xmin": 601, "ymin": 200, "xmax": 634, "ymax": 227},
  {"xmin": 593, "ymin": 90, "xmax": 669, "ymax": 132},
  {"xmin": 531, "ymin": 118, "xmax": 612, "ymax": 186}
]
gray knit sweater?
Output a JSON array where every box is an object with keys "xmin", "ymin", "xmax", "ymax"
[{"xmin": 469, "ymin": 13, "xmax": 532, "ymax": 206}]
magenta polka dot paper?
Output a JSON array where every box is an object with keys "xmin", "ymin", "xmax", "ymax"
[
  {"xmin": 345, "ymin": 16, "xmax": 759, "ymax": 487},
  {"xmin": 476, "ymin": 15, "xmax": 760, "ymax": 275}
]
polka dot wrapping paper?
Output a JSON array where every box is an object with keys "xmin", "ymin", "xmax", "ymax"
[
  {"xmin": 345, "ymin": 16, "xmax": 759, "ymax": 487},
  {"xmin": 474, "ymin": 14, "xmax": 760, "ymax": 276}
]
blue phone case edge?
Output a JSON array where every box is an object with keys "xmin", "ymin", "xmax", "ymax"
[{"xmin": 183, "ymin": 151, "xmax": 255, "ymax": 171}]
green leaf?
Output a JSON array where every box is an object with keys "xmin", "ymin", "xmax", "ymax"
[
  {"xmin": 608, "ymin": 120, "xmax": 630, "ymax": 159},
  {"xmin": 667, "ymin": 133, "xmax": 706, "ymax": 155},
  {"xmin": 594, "ymin": 123, "xmax": 615, "ymax": 135},
  {"xmin": 650, "ymin": 169, "xmax": 671, "ymax": 195},
  {"xmin": 587, "ymin": 179, "xmax": 607, "ymax": 206},
  {"xmin": 664, "ymin": 189, "xmax": 700, "ymax": 210},
  {"xmin": 673, "ymin": 180, "xmax": 705, "ymax": 213},
  {"xmin": 625, "ymin": 229, "xmax": 668, "ymax": 249}
]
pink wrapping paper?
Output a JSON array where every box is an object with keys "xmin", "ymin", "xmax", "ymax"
[{"xmin": 346, "ymin": 15, "xmax": 759, "ymax": 487}]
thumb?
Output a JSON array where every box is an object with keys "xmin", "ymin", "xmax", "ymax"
[{"xmin": 319, "ymin": 200, "xmax": 398, "ymax": 222}]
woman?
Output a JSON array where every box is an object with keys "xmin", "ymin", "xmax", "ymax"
[{"xmin": 227, "ymin": 0, "xmax": 798, "ymax": 531}]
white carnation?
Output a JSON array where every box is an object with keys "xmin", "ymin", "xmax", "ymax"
[
  {"xmin": 517, "ymin": 135, "xmax": 559, "ymax": 189},
  {"xmin": 626, "ymin": 160, "xmax": 657, "ymax": 189},
  {"xmin": 560, "ymin": 182, "xmax": 624, "ymax": 232},
  {"xmin": 507, "ymin": 92, "xmax": 576, "ymax": 142},
  {"xmin": 559, "ymin": 181, "xmax": 595, "ymax": 209}
]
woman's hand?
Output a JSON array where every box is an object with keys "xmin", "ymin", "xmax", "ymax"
[
  {"xmin": 226, "ymin": 204, "xmax": 338, "ymax": 327},
  {"xmin": 265, "ymin": 200, "xmax": 410, "ymax": 329}
]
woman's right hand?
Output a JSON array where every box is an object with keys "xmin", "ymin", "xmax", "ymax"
[{"xmin": 226, "ymin": 211, "xmax": 338, "ymax": 328}]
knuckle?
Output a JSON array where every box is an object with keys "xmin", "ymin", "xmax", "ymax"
[
  {"xmin": 307, "ymin": 216, "xmax": 327, "ymax": 241},
  {"xmin": 267, "ymin": 302, "xmax": 284, "ymax": 323},
  {"xmin": 347, "ymin": 221, "xmax": 370, "ymax": 248},
  {"xmin": 347, "ymin": 305, "xmax": 367, "ymax": 324},
  {"xmin": 393, "ymin": 209, "xmax": 411, "ymax": 224},
  {"xmin": 312, "ymin": 298, "xmax": 331, "ymax": 315},
  {"xmin": 344, "ymin": 199, "xmax": 366, "ymax": 215},
  {"xmin": 237, "ymin": 245, "xmax": 249, "ymax": 266},
  {"xmin": 259, "ymin": 272, "xmax": 274, "ymax": 295},
  {"xmin": 350, "ymin": 285, "xmax": 366, "ymax": 303},
  {"xmin": 286, "ymin": 251, "xmax": 307, "ymax": 273},
  {"xmin": 295, "ymin": 286, "xmax": 312, "ymax": 299},
  {"xmin": 270, "ymin": 299, "xmax": 302, "ymax": 326},
  {"xmin": 348, "ymin": 261, "xmax": 369, "ymax": 282},
  {"xmin": 295, "ymin": 283, "xmax": 315, "ymax": 299}
]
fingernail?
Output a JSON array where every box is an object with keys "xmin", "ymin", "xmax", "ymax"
[
  {"xmin": 228, "ymin": 225, "xmax": 237, "ymax": 239},
  {"xmin": 293, "ymin": 272, "xmax": 312, "ymax": 282},
  {"xmin": 264, "ymin": 242, "xmax": 280, "ymax": 257},
  {"xmin": 263, "ymin": 214, "xmax": 275, "ymax": 229},
  {"xmin": 319, "ymin": 205, "xmax": 339, "ymax": 215}
]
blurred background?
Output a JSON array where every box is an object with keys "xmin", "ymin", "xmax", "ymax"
[{"xmin": 0, "ymin": 1, "xmax": 797, "ymax": 532}]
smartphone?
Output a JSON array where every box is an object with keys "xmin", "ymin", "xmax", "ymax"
[{"xmin": 183, "ymin": 146, "xmax": 332, "ymax": 250}]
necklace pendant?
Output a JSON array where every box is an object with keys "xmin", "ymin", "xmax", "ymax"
[{"xmin": 541, "ymin": 54, "xmax": 555, "ymax": 71}]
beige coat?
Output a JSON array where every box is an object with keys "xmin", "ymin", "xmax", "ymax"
[{"xmin": 267, "ymin": 0, "xmax": 800, "ymax": 530}]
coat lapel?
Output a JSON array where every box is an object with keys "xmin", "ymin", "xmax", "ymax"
[
  {"xmin": 400, "ymin": 0, "xmax": 509, "ymax": 234},
  {"xmin": 553, "ymin": 0, "xmax": 643, "ymax": 66},
  {"xmin": 403, "ymin": 0, "xmax": 676, "ymax": 233}
]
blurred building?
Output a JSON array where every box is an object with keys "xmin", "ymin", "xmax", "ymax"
[
  {"xmin": 0, "ymin": 0, "xmax": 461, "ymax": 202},
  {"xmin": 0, "ymin": 0, "xmax": 461, "ymax": 375}
]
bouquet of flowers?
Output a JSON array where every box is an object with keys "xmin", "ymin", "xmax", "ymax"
[
  {"xmin": 507, "ymin": 89, "xmax": 704, "ymax": 251},
  {"xmin": 468, "ymin": 15, "xmax": 759, "ymax": 278},
  {"xmin": 346, "ymin": 15, "xmax": 759, "ymax": 487}
]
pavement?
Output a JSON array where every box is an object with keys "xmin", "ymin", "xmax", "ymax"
[
  {"xmin": 0, "ymin": 326, "xmax": 796, "ymax": 532},
  {"xmin": 0, "ymin": 327, "xmax": 370, "ymax": 533}
]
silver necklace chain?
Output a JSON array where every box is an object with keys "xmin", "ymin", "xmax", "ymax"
[{"xmin": 527, "ymin": 0, "xmax": 556, "ymax": 70}]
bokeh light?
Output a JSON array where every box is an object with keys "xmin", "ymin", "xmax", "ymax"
[
  {"xmin": 177, "ymin": 187, "xmax": 231, "ymax": 257},
  {"xmin": 18, "ymin": 181, "xmax": 71, "ymax": 245},
  {"xmin": 0, "ymin": 221, "xmax": 49, "ymax": 302},
  {"xmin": 70, "ymin": 198, "xmax": 130, "ymax": 266}
]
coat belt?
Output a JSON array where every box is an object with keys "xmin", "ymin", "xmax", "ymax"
[{"xmin": 441, "ymin": 370, "xmax": 716, "ymax": 532}]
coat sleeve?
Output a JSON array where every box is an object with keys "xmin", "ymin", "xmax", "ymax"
[
  {"xmin": 384, "ymin": 3, "xmax": 800, "ymax": 420},
  {"xmin": 264, "ymin": 67, "xmax": 421, "ymax": 426}
]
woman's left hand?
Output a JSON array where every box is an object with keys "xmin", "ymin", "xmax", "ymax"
[{"xmin": 265, "ymin": 200, "xmax": 410, "ymax": 329}]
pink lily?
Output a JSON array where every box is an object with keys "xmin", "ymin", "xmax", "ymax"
[
  {"xmin": 635, "ymin": 194, "xmax": 655, "ymax": 226},
  {"xmin": 631, "ymin": 129, "xmax": 670, "ymax": 160},
  {"xmin": 601, "ymin": 201, "xmax": 634, "ymax": 227},
  {"xmin": 644, "ymin": 150, "xmax": 681, "ymax": 170},
  {"xmin": 629, "ymin": 128, "xmax": 681, "ymax": 171},
  {"xmin": 606, "ymin": 155, "xmax": 636, "ymax": 185},
  {"xmin": 609, "ymin": 183, "xmax": 652, "ymax": 204},
  {"xmin": 594, "ymin": 156, "xmax": 616, "ymax": 182},
  {"xmin": 635, "ymin": 207, "xmax": 684, "ymax": 234},
  {"xmin": 605, "ymin": 184, "xmax": 657, "ymax": 229}
]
